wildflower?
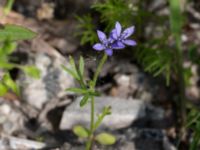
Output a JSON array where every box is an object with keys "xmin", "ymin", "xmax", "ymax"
[
  {"xmin": 111, "ymin": 22, "xmax": 137, "ymax": 48},
  {"xmin": 93, "ymin": 22, "xmax": 136, "ymax": 56},
  {"xmin": 93, "ymin": 30, "xmax": 114, "ymax": 56}
]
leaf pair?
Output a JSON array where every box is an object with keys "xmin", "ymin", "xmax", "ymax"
[
  {"xmin": 66, "ymin": 88, "xmax": 100, "ymax": 107},
  {"xmin": 73, "ymin": 125, "xmax": 116, "ymax": 145},
  {"xmin": 63, "ymin": 56, "xmax": 96, "ymax": 107},
  {"xmin": 62, "ymin": 56, "xmax": 85, "ymax": 87}
]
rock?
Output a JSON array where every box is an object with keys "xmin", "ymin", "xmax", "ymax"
[
  {"xmin": 0, "ymin": 136, "xmax": 45, "ymax": 150},
  {"xmin": 18, "ymin": 51, "xmax": 75, "ymax": 109},
  {"xmin": 111, "ymin": 74, "xmax": 132, "ymax": 98},
  {"xmin": 111, "ymin": 72, "xmax": 155, "ymax": 102},
  {"xmin": 0, "ymin": 99, "xmax": 25, "ymax": 135},
  {"xmin": 121, "ymin": 142, "xmax": 136, "ymax": 150},
  {"xmin": 60, "ymin": 97, "xmax": 147, "ymax": 130},
  {"xmin": 36, "ymin": 2, "xmax": 55, "ymax": 20},
  {"xmin": 185, "ymin": 64, "xmax": 200, "ymax": 102},
  {"xmin": 48, "ymin": 38, "xmax": 78, "ymax": 54},
  {"xmin": 97, "ymin": 59, "xmax": 167, "ymax": 102},
  {"xmin": 113, "ymin": 128, "xmax": 176, "ymax": 150}
]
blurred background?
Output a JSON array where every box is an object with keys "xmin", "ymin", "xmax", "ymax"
[{"xmin": 0, "ymin": 0, "xmax": 200, "ymax": 149}]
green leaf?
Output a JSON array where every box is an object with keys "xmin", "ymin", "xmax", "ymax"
[
  {"xmin": 95, "ymin": 132, "xmax": 116, "ymax": 145},
  {"xmin": 0, "ymin": 83, "xmax": 8, "ymax": 96},
  {"xmin": 94, "ymin": 106, "xmax": 111, "ymax": 130},
  {"xmin": 79, "ymin": 56, "xmax": 84, "ymax": 77},
  {"xmin": 73, "ymin": 125, "xmax": 89, "ymax": 138},
  {"xmin": 21, "ymin": 66, "xmax": 40, "ymax": 78},
  {"xmin": 80, "ymin": 95, "xmax": 89, "ymax": 107},
  {"xmin": 66, "ymin": 88, "xmax": 88, "ymax": 94},
  {"xmin": 0, "ymin": 61, "xmax": 15, "ymax": 69},
  {"xmin": 69, "ymin": 56, "xmax": 79, "ymax": 79},
  {"xmin": 2, "ymin": 73, "xmax": 20, "ymax": 96},
  {"xmin": 0, "ymin": 40, "xmax": 17, "ymax": 56},
  {"xmin": 61, "ymin": 65, "xmax": 79, "ymax": 80},
  {"xmin": 0, "ymin": 24, "xmax": 36, "ymax": 41}
]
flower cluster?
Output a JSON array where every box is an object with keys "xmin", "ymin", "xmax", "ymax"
[{"xmin": 93, "ymin": 22, "xmax": 136, "ymax": 56}]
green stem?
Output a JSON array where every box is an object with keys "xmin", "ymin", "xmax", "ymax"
[
  {"xmin": 92, "ymin": 53, "xmax": 108, "ymax": 87},
  {"xmin": 85, "ymin": 96, "xmax": 95, "ymax": 150},
  {"xmin": 85, "ymin": 53, "xmax": 108, "ymax": 150},
  {"xmin": 175, "ymin": 35, "xmax": 186, "ymax": 140},
  {"xmin": 169, "ymin": 0, "xmax": 186, "ymax": 141}
]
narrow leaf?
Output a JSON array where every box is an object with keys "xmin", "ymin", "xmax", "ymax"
[
  {"xmin": 2, "ymin": 73, "xmax": 20, "ymax": 96},
  {"xmin": 21, "ymin": 66, "xmax": 40, "ymax": 78},
  {"xmin": 0, "ymin": 83, "xmax": 8, "ymax": 96},
  {"xmin": 0, "ymin": 24, "xmax": 36, "ymax": 41},
  {"xmin": 66, "ymin": 88, "xmax": 88, "ymax": 94},
  {"xmin": 94, "ymin": 106, "xmax": 111, "ymax": 130},
  {"xmin": 69, "ymin": 56, "xmax": 79, "ymax": 79},
  {"xmin": 0, "ymin": 61, "xmax": 15, "ymax": 69},
  {"xmin": 0, "ymin": 40, "xmax": 17, "ymax": 56},
  {"xmin": 79, "ymin": 56, "xmax": 84, "ymax": 76},
  {"xmin": 61, "ymin": 65, "xmax": 79, "ymax": 80},
  {"xmin": 80, "ymin": 95, "xmax": 89, "ymax": 107}
]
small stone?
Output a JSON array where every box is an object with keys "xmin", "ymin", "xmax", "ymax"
[
  {"xmin": 60, "ymin": 97, "xmax": 146, "ymax": 130},
  {"xmin": 0, "ymin": 136, "xmax": 45, "ymax": 150},
  {"xmin": 0, "ymin": 104, "xmax": 11, "ymax": 115},
  {"xmin": 37, "ymin": 3, "xmax": 55, "ymax": 20},
  {"xmin": 121, "ymin": 142, "xmax": 136, "ymax": 150}
]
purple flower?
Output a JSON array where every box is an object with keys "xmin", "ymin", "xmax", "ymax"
[
  {"xmin": 93, "ymin": 22, "xmax": 137, "ymax": 56},
  {"xmin": 93, "ymin": 30, "xmax": 114, "ymax": 56},
  {"xmin": 111, "ymin": 22, "xmax": 137, "ymax": 49}
]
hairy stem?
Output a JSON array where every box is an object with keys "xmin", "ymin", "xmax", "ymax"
[{"xmin": 85, "ymin": 53, "xmax": 108, "ymax": 150}]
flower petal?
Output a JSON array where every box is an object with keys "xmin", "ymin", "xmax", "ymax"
[
  {"xmin": 110, "ymin": 29, "xmax": 118, "ymax": 40},
  {"xmin": 93, "ymin": 43, "xmax": 105, "ymax": 51},
  {"xmin": 108, "ymin": 37, "xmax": 115, "ymax": 43},
  {"xmin": 123, "ymin": 39, "xmax": 137, "ymax": 46},
  {"xmin": 122, "ymin": 26, "xmax": 135, "ymax": 39},
  {"xmin": 115, "ymin": 22, "xmax": 122, "ymax": 37},
  {"xmin": 97, "ymin": 30, "xmax": 107, "ymax": 43},
  {"xmin": 112, "ymin": 41, "xmax": 125, "ymax": 49},
  {"xmin": 105, "ymin": 49, "xmax": 113, "ymax": 56}
]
